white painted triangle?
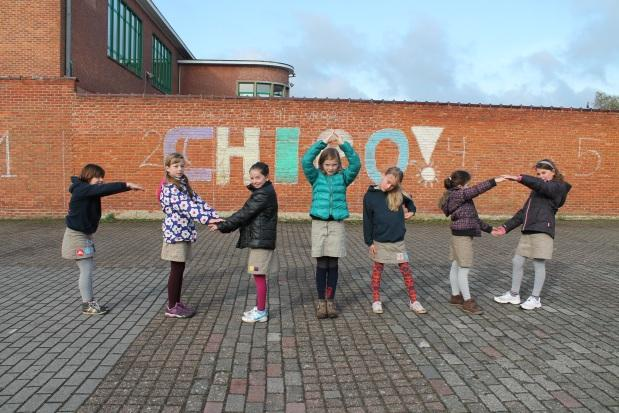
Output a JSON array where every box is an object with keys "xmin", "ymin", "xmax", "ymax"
[{"xmin": 411, "ymin": 126, "xmax": 443, "ymax": 164}]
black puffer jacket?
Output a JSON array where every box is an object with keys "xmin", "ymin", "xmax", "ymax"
[
  {"xmin": 503, "ymin": 175, "xmax": 571, "ymax": 238},
  {"xmin": 217, "ymin": 181, "xmax": 278, "ymax": 249}
]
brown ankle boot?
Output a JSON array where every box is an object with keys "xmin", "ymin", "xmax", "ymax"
[
  {"xmin": 326, "ymin": 299, "xmax": 338, "ymax": 318},
  {"xmin": 462, "ymin": 298, "xmax": 483, "ymax": 315},
  {"xmin": 449, "ymin": 294, "xmax": 464, "ymax": 306},
  {"xmin": 316, "ymin": 300, "xmax": 328, "ymax": 319}
]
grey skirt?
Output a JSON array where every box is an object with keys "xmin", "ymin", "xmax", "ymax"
[
  {"xmin": 449, "ymin": 235, "xmax": 473, "ymax": 268},
  {"xmin": 372, "ymin": 240, "xmax": 409, "ymax": 264},
  {"xmin": 161, "ymin": 241, "xmax": 192, "ymax": 262},
  {"xmin": 247, "ymin": 248, "xmax": 278, "ymax": 275},
  {"xmin": 516, "ymin": 233, "xmax": 554, "ymax": 260},
  {"xmin": 61, "ymin": 228, "xmax": 95, "ymax": 260},
  {"xmin": 311, "ymin": 220, "xmax": 346, "ymax": 258}
]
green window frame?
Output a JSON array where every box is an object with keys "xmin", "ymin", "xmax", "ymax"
[
  {"xmin": 107, "ymin": 0, "xmax": 143, "ymax": 76},
  {"xmin": 237, "ymin": 81, "xmax": 289, "ymax": 97},
  {"xmin": 152, "ymin": 36, "xmax": 172, "ymax": 93}
]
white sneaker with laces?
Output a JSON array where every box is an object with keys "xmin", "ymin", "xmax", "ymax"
[
  {"xmin": 520, "ymin": 296, "xmax": 542, "ymax": 310},
  {"xmin": 409, "ymin": 300, "xmax": 427, "ymax": 314},
  {"xmin": 243, "ymin": 306, "xmax": 258, "ymax": 317},
  {"xmin": 372, "ymin": 301, "xmax": 383, "ymax": 314},
  {"xmin": 494, "ymin": 291, "xmax": 521, "ymax": 305},
  {"xmin": 241, "ymin": 308, "xmax": 268, "ymax": 323}
]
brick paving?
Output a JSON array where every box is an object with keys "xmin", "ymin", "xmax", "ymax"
[{"xmin": 0, "ymin": 220, "xmax": 617, "ymax": 412}]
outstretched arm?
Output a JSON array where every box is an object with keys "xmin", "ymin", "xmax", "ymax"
[{"xmin": 301, "ymin": 140, "xmax": 327, "ymax": 185}]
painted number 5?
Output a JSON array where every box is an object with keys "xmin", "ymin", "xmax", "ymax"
[{"xmin": 575, "ymin": 137, "xmax": 602, "ymax": 177}]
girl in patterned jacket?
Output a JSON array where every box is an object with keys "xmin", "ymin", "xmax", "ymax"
[
  {"xmin": 159, "ymin": 152, "xmax": 221, "ymax": 318},
  {"xmin": 439, "ymin": 170, "xmax": 505, "ymax": 315}
]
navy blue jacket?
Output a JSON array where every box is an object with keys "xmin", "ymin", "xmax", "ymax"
[
  {"xmin": 363, "ymin": 186, "xmax": 416, "ymax": 246},
  {"xmin": 65, "ymin": 177, "xmax": 129, "ymax": 234},
  {"xmin": 503, "ymin": 175, "xmax": 571, "ymax": 239}
]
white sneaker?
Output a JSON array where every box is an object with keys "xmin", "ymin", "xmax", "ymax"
[
  {"xmin": 409, "ymin": 300, "xmax": 427, "ymax": 314},
  {"xmin": 372, "ymin": 301, "xmax": 383, "ymax": 314},
  {"xmin": 241, "ymin": 308, "xmax": 268, "ymax": 323},
  {"xmin": 520, "ymin": 296, "xmax": 542, "ymax": 310},
  {"xmin": 494, "ymin": 291, "xmax": 521, "ymax": 305},
  {"xmin": 243, "ymin": 306, "xmax": 258, "ymax": 317}
]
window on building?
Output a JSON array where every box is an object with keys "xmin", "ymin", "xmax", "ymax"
[
  {"xmin": 238, "ymin": 82, "xmax": 255, "ymax": 97},
  {"xmin": 256, "ymin": 83, "xmax": 271, "ymax": 97},
  {"xmin": 237, "ymin": 82, "xmax": 289, "ymax": 97},
  {"xmin": 151, "ymin": 36, "xmax": 172, "ymax": 93},
  {"xmin": 107, "ymin": 0, "xmax": 143, "ymax": 76}
]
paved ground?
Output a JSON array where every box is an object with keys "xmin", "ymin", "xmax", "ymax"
[{"xmin": 0, "ymin": 219, "xmax": 617, "ymax": 413}]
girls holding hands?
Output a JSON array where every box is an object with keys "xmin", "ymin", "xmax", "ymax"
[
  {"xmin": 493, "ymin": 159, "xmax": 571, "ymax": 310},
  {"xmin": 160, "ymin": 153, "xmax": 221, "ymax": 318},
  {"xmin": 210, "ymin": 162, "xmax": 278, "ymax": 323},
  {"xmin": 302, "ymin": 132, "xmax": 361, "ymax": 318},
  {"xmin": 363, "ymin": 167, "xmax": 427, "ymax": 315},
  {"xmin": 439, "ymin": 171, "xmax": 505, "ymax": 314},
  {"xmin": 62, "ymin": 164, "xmax": 143, "ymax": 315}
]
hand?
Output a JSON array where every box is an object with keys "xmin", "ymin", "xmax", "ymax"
[
  {"xmin": 491, "ymin": 226, "xmax": 506, "ymax": 237},
  {"xmin": 127, "ymin": 182, "xmax": 144, "ymax": 190},
  {"xmin": 208, "ymin": 223, "xmax": 220, "ymax": 232},
  {"xmin": 495, "ymin": 176, "xmax": 506, "ymax": 183},
  {"xmin": 369, "ymin": 244, "xmax": 376, "ymax": 256},
  {"xmin": 209, "ymin": 218, "xmax": 224, "ymax": 224},
  {"xmin": 403, "ymin": 206, "xmax": 414, "ymax": 219},
  {"xmin": 501, "ymin": 174, "xmax": 520, "ymax": 181}
]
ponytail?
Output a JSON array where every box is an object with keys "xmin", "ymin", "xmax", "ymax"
[{"xmin": 438, "ymin": 171, "xmax": 471, "ymax": 209}]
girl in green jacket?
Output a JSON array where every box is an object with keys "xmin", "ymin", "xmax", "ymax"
[{"xmin": 302, "ymin": 132, "xmax": 361, "ymax": 318}]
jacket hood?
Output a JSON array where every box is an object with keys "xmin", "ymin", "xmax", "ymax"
[
  {"xmin": 69, "ymin": 176, "xmax": 82, "ymax": 193},
  {"xmin": 557, "ymin": 180, "xmax": 572, "ymax": 208}
]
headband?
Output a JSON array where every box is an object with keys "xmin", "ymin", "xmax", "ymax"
[{"xmin": 535, "ymin": 160, "xmax": 555, "ymax": 171}]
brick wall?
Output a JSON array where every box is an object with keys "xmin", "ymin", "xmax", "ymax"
[
  {"xmin": 0, "ymin": 0, "xmax": 64, "ymax": 77},
  {"xmin": 1, "ymin": 79, "xmax": 618, "ymax": 218}
]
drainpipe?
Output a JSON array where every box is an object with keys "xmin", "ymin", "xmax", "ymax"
[{"xmin": 65, "ymin": 0, "xmax": 72, "ymax": 76}]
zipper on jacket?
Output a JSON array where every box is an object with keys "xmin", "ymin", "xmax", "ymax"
[
  {"xmin": 523, "ymin": 196, "xmax": 532, "ymax": 230},
  {"xmin": 328, "ymin": 175, "xmax": 333, "ymax": 217}
]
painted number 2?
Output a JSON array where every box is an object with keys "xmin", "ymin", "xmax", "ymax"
[{"xmin": 0, "ymin": 131, "xmax": 16, "ymax": 178}]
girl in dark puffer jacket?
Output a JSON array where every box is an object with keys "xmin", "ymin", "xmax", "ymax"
[
  {"xmin": 212, "ymin": 162, "xmax": 278, "ymax": 323},
  {"xmin": 493, "ymin": 159, "xmax": 571, "ymax": 311}
]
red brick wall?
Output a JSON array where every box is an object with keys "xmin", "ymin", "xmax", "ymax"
[
  {"xmin": 0, "ymin": 0, "xmax": 64, "ymax": 77},
  {"xmin": 71, "ymin": 0, "xmax": 188, "ymax": 94},
  {"xmin": 180, "ymin": 65, "xmax": 290, "ymax": 96},
  {"xmin": 1, "ymin": 79, "xmax": 618, "ymax": 218}
]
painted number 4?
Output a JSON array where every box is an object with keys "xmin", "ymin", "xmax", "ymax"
[{"xmin": 1, "ymin": 131, "xmax": 16, "ymax": 178}]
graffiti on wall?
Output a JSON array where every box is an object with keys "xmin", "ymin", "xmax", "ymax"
[
  {"xmin": 145, "ymin": 125, "xmax": 606, "ymax": 186},
  {"xmin": 1, "ymin": 131, "xmax": 16, "ymax": 178}
]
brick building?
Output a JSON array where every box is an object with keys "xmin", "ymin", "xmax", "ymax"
[{"xmin": 0, "ymin": 0, "xmax": 294, "ymax": 96}]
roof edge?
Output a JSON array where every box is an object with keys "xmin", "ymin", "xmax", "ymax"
[
  {"xmin": 178, "ymin": 59, "xmax": 295, "ymax": 75},
  {"xmin": 136, "ymin": 0, "xmax": 195, "ymax": 59}
]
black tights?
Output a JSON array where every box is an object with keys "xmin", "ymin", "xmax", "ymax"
[
  {"xmin": 168, "ymin": 261, "xmax": 185, "ymax": 308},
  {"xmin": 316, "ymin": 257, "xmax": 339, "ymax": 299}
]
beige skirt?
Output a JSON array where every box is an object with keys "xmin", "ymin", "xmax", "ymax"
[
  {"xmin": 161, "ymin": 240, "xmax": 192, "ymax": 262},
  {"xmin": 61, "ymin": 228, "xmax": 95, "ymax": 260},
  {"xmin": 311, "ymin": 220, "xmax": 346, "ymax": 258},
  {"xmin": 516, "ymin": 233, "xmax": 554, "ymax": 260},
  {"xmin": 247, "ymin": 248, "xmax": 278, "ymax": 275},
  {"xmin": 449, "ymin": 235, "xmax": 474, "ymax": 268},
  {"xmin": 372, "ymin": 240, "xmax": 409, "ymax": 264}
]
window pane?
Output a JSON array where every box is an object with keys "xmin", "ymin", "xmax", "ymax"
[
  {"xmin": 273, "ymin": 84, "xmax": 284, "ymax": 97},
  {"xmin": 238, "ymin": 83, "xmax": 255, "ymax": 96},
  {"xmin": 256, "ymin": 83, "xmax": 271, "ymax": 97}
]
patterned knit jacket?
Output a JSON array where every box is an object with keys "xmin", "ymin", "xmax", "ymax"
[{"xmin": 441, "ymin": 179, "xmax": 496, "ymax": 236}]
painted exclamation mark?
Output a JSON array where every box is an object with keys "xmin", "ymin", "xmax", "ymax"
[{"xmin": 411, "ymin": 126, "xmax": 443, "ymax": 186}]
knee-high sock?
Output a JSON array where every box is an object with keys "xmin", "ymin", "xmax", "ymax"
[
  {"xmin": 398, "ymin": 262, "xmax": 417, "ymax": 302},
  {"xmin": 371, "ymin": 262, "xmax": 384, "ymax": 302},
  {"xmin": 254, "ymin": 274, "xmax": 267, "ymax": 311},
  {"xmin": 511, "ymin": 254, "xmax": 526, "ymax": 294},
  {"xmin": 77, "ymin": 258, "xmax": 95, "ymax": 302},
  {"xmin": 326, "ymin": 257, "xmax": 339, "ymax": 299},
  {"xmin": 449, "ymin": 260, "xmax": 460, "ymax": 295},
  {"xmin": 316, "ymin": 257, "xmax": 329, "ymax": 299},
  {"xmin": 532, "ymin": 259, "xmax": 546, "ymax": 297},
  {"xmin": 457, "ymin": 267, "xmax": 471, "ymax": 300},
  {"xmin": 168, "ymin": 261, "xmax": 185, "ymax": 308}
]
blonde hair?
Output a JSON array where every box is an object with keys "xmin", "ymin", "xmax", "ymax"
[
  {"xmin": 164, "ymin": 152, "xmax": 194, "ymax": 197},
  {"xmin": 384, "ymin": 166, "xmax": 405, "ymax": 212}
]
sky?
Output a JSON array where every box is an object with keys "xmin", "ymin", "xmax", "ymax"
[{"xmin": 153, "ymin": 0, "xmax": 619, "ymax": 107}]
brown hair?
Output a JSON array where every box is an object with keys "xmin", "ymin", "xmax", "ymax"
[
  {"xmin": 438, "ymin": 170, "xmax": 471, "ymax": 209},
  {"xmin": 79, "ymin": 164, "xmax": 105, "ymax": 183},
  {"xmin": 535, "ymin": 159, "xmax": 564, "ymax": 182},
  {"xmin": 318, "ymin": 148, "xmax": 342, "ymax": 173},
  {"xmin": 164, "ymin": 152, "xmax": 194, "ymax": 197},
  {"xmin": 384, "ymin": 166, "xmax": 405, "ymax": 212}
]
